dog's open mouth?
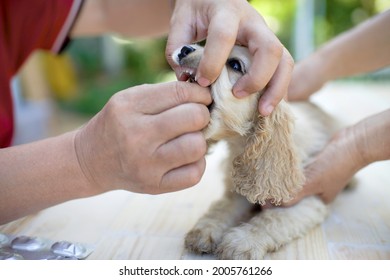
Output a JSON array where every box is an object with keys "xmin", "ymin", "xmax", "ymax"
[
  {"xmin": 178, "ymin": 67, "xmax": 214, "ymax": 112},
  {"xmin": 178, "ymin": 67, "xmax": 197, "ymax": 83}
]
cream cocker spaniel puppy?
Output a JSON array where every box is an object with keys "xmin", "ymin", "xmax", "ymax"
[{"xmin": 173, "ymin": 45, "xmax": 337, "ymax": 259}]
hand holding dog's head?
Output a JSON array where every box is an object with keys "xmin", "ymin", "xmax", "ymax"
[
  {"xmin": 173, "ymin": 45, "xmax": 260, "ymax": 141},
  {"xmin": 173, "ymin": 45, "xmax": 304, "ymax": 205}
]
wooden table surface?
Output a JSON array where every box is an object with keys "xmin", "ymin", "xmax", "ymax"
[{"xmin": 1, "ymin": 81, "xmax": 389, "ymax": 260}]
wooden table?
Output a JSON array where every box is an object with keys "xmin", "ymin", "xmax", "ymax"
[{"xmin": 1, "ymin": 81, "xmax": 389, "ymax": 259}]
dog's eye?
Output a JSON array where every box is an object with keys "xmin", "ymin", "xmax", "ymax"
[{"xmin": 227, "ymin": 59, "xmax": 244, "ymax": 74}]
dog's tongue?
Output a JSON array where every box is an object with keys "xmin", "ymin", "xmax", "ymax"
[
  {"xmin": 178, "ymin": 72, "xmax": 197, "ymax": 83},
  {"xmin": 176, "ymin": 66, "xmax": 197, "ymax": 83},
  {"xmin": 178, "ymin": 72, "xmax": 191, "ymax": 82}
]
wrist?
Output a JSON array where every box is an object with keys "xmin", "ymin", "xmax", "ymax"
[
  {"xmin": 353, "ymin": 109, "xmax": 390, "ymax": 165},
  {"xmin": 331, "ymin": 126, "xmax": 368, "ymax": 176},
  {"xmin": 72, "ymin": 129, "xmax": 104, "ymax": 196},
  {"xmin": 73, "ymin": 127, "xmax": 105, "ymax": 196},
  {"xmin": 340, "ymin": 122, "xmax": 379, "ymax": 171}
]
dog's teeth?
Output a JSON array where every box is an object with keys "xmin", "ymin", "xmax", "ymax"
[{"xmin": 179, "ymin": 68, "xmax": 198, "ymax": 83}]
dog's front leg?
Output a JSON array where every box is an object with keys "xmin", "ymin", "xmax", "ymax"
[
  {"xmin": 185, "ymin": 191, "xmax": 253, "ymax": 255},
  {"xmin": 216, "ymin": 196, "xmax": 328, "ymax": 259}
]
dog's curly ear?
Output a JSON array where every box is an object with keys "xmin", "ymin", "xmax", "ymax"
[{"xmin": 232, "ymin": 101, "xmax": 304, "ymax": 205}]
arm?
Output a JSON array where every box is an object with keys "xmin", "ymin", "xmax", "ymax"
[
  {"xmin": 71, "ymin": 0, "xmax": 173, "ymax": 38},
  {"xmin": 0, "ymin": 132, "xmax": 92, "ymax": 223},
  {"xmin": 289, "ymin": 10, "xmax": 390, "ymax": 100},
  {"xmin": 284, "ymin": 11, "xmax": 390, "ymax": 206}
]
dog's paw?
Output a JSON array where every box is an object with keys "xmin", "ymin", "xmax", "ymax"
[
  {"xmin": 216, "ymin": 226, "xmax": 267, "ymax": 260},
  {"xmin": 185, "ymin": 226, "xmax": 224, "ymax": 254}
]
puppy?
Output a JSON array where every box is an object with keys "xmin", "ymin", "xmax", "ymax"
[{"xmin": 172, "ymin": 45, "xmax": 337, "ymax": 259}]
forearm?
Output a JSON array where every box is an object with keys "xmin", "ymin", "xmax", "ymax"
[
  {"xmin": 72, "ymin": 0, "xmax": 174, "ymax": 38},
  {"xmin": 316, "ymin": 10, "xmax": 390, "ymax": 81},
  {"xmin": 0, "ymin": 131, "xmax": 96, "ymax": 224}
]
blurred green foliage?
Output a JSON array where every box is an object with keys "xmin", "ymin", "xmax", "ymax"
[
  {"xmin": 60, "ymin": 37, "xmax": 169, "ymax": 115},
  {"xmin": 249, "ymin": 0, "xmax": 297, "ymax": 51},
  {"xmin": 314, "ymin": 0, "xmax": 377, "ymax": 46},
  {"xmin": 250, "ymin": 0, "xmax": 387, "ymax": 51}
]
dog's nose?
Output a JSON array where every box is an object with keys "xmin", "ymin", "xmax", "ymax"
[{"xmin": 178, "ymin": 45, "xmax": 196, "ymax": 61}]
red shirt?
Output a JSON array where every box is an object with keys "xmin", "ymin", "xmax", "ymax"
[{"xmin": 0, "ymin": 0, "xmax": 84, "ymax": 148}]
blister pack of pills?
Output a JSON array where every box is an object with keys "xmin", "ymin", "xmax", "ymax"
[{"xmin": 0, "ymin": 232, "xmax": 93, "ymax": 260}]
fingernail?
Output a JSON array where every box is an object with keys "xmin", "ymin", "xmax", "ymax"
[
  {"xmin": 262, "ymin": 105, "xmax": 274, "ymax": 116},
  {"xmin": 196, "ymin": 76, "xmax": 211, "ymax": 87},
  {"xmin": 234, "ymin": 90, "xmax": 249, "ymax": 98}
]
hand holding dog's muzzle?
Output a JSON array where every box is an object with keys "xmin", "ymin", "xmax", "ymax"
[
  {"xmin": 166, "ymin": 0, "xmax": 293, "ymax": 117},
  {"xmin": 74, "ymin": 82, "xmax": 211, "ymax": 195}
]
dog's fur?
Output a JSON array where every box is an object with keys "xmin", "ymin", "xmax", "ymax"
[{"xmin": 173, "ymin": 45, "xmax": 337, "ymax": 259}]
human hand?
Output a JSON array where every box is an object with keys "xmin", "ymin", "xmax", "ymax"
[
  {"xmin": 280, "ymin": 130, "xmax": 357, "ymax": 207},
  {"xmin": 261, "ymin": 131, "xmax": 352, "ymax": 210},
  {"xmin": 74, "ymin": 82, "xmax": 211, "ymax": 195},
  {"xmin": 166, "ymin": 0, "xmax": 294, "ymax": 116},
  {"xmin": 277, "ymin": 108, "xmax": 390, "ymax": 207}
]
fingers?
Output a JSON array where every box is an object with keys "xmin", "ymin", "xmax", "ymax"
[
  {"xmin": 166, "ymin": 1, "xmax": 242, "ymax": 87},
  {"xmin": 234, "ymin": 28, "xmax": 283, "ymax": 95},
  {"xmin": 148, "ymin": 112, "xmax": 208, "ymax": 194},
  {"xmin": 257, "ymin": 48, "xmax": 294, "ymax": 115},
  {"xmin": 231, "ymin": 21, "xmax": 292, "ymax": 116},
  {"xmin": 196, "ymin": 13, "xmax": 240, "ymax": 86},
  {"xmin": 166, "ymin": 26, "xmax": 194, "ymax": 71},
  {"xmin": 151, "ymin": 102, "xmax": 210, "ymax": 143},
  {"xmin": 126, "ymin": 81, "xmax": 212, "ymax": 115},
  {"xmin": 167, "ymin": 0, "xmax": 292, "ymax": 117},
  {"xmin": 156, "ymin": 131, "xmax": 207, "ymax": 173},
  {"xmin": 165, "ymin": 5, "xmax": 202, "ymax": 70},
  {"xmin": 136, "ymin": 83, "xmax": 210, "ymax": 188},
  {"xmin": 93, "ymin": 81, "xmax": 211, "ymax": 196},
  {"xmin": 160, "ymin": 158, "xmax": 207, "ymax": 193}
]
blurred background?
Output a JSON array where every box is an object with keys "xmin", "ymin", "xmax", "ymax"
[{"xmin": 12, "ymin": 0, "xmax": 390, "ymax": 145}]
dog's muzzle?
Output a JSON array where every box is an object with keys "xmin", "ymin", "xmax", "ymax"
[{"xmin": 175, "ymin": 45, "xmax": 198, "ymax": 83}]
